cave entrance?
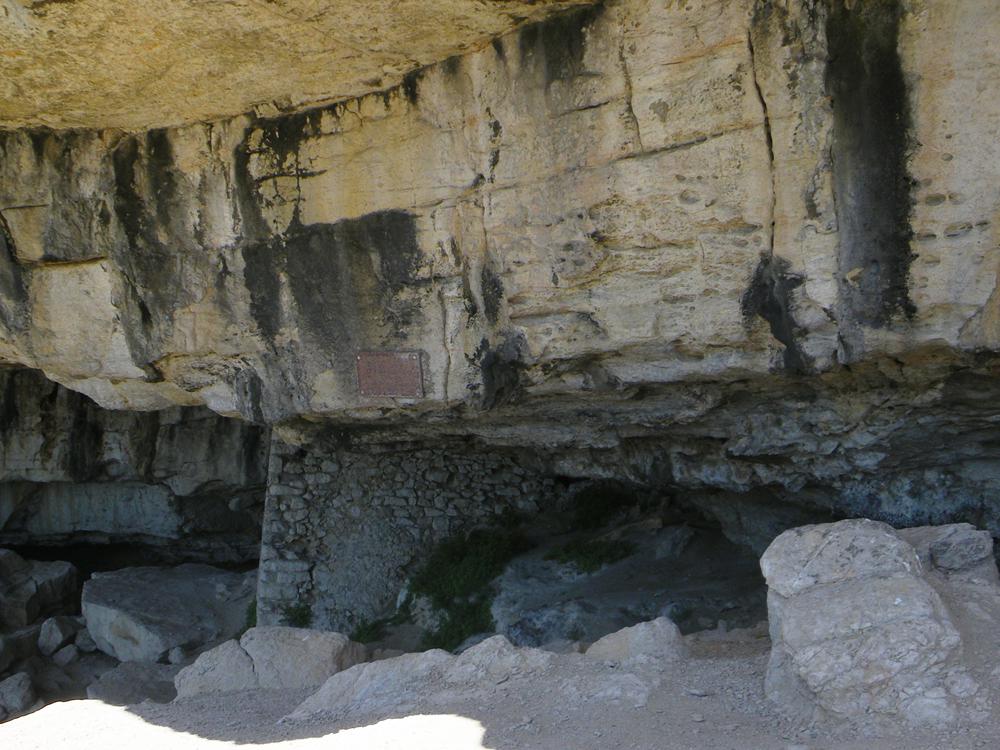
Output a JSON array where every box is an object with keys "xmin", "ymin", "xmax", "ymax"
[
  {"xmin": 351, "ymin": 478, "xmax": 770, "ymax": 654},
  {"xmin": 0, "ymin": 367, "xmax": 269, "ymax": 575}
]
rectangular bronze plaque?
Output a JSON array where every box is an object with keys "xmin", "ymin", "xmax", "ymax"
[{"xmin": 356, "ymin": 351, "xmax": 424, "ymax": 398}]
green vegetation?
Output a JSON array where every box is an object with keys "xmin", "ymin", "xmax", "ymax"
[
  {"xmin": 350, "ymin": 618, "xmax": 388, "ymax": 644},
  {"xmin": 410, "ymin": 527, "xmax": 532, "ymax": 651},
  {"xmin": 350, "ymin": 598, "xmax": 412, "ymax": 644},
  {"xmin": 281, "ymin": 602, "xmax": 313, "ymax": 628},
  {"xmin": 410, "ymin": 528, "xmax": 531, "ymax": 609},
  {"xmin": 545, "ymin": 538, "xmax": 636, "ymax": 573},
  {"xmin": 243, "ymin": 600, "xmax": 257, "ymax": 634}
]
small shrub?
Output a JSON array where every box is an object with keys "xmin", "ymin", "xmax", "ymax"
[
  {"xmin": 420, "ymin": 595, "xmax": 494, "ymax": 652},
  {"xmin": 281, "ymin": 602, "xmax": 313, "ymax": 628},
  {"xmin": 410, "ymin": 526, "xmax": 531, "ymax": 651},
  {"xmin": 351, "ymin": 618, "xmax": 387, "ymax": 644},
  {"xmin": 545, "ymin": 539, "xmax": 636, "ymax": 573},
  {"xmin": 243, "ymin": 600, "xmax": 257, "ymax": 633},
  {"xmin": 350, "ymin": 597, "xmax": 413, "ymax": 644}
]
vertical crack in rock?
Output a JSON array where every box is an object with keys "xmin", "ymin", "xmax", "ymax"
[
  {"xmin": 617, "ymin": 26, "xmax": 643, "ymax": 152},
  {"xmin": 438, "ymin": 282, "xmax": 452, "ymax": 402},
  {"xmin": 826, "ymin": 0, "xmax": 915, "ymax": 329},
  {"xmin": 742, "ymin": 256, "xmax": 813, "ymax": 374},
  {"xmin": 747, "ymin": 23, "xmax": 776, "ymax": 260}
]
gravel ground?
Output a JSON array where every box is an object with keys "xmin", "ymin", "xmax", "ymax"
[{"xmin": 1, "ymin": 628, "xmax": 997, "ymax": 750}]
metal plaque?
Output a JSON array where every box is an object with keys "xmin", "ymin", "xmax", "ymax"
[{"xmin": 356, "ymin": 351, "xmax": 424, "ymax": 398}]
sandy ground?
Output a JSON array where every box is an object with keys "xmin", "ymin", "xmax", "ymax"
[{"xmin": 2, "ymin": 629, "xmax": 997, "ymax": 750}]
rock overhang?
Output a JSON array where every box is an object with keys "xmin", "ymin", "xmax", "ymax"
[{"xmin": 0, "ymin": 0, "xmax": 596, "ymax": 132}]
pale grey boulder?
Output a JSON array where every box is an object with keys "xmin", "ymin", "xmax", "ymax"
[
  {"xmin": 240, "ymin": 626, "xmax": 366, "ymax": 690},
  {"xmin": 173, "ymin": 639, "xmax": 256, "ymax": 699},
  {"xmin": 287, "ymin": 650, "xmax": 453, "ymax": 723},
  {"xmin": 82, "ymin": 564, "xmax": 255, "ymax": 662},
  {"xmin": 760, "ymin": 519, "xmax": 920, "ymax": 598},
  {"xmin": 173, "ymin": 626, "xmax": 367, "ymax": 698},
  {"xmin": 585, "ymin": 617, "xmax": 687, "ymax": 666},
  {"xmin": 899, "ymin": 524, "xmax": 998, "ymax": 581},
  {"xmin": 762, "ymin": 520, "xmax": 992, "ymax": 727}
]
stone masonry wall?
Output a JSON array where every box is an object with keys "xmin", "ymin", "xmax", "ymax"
[{"xmin": 257, "ymin": 434, "xmax": 562, "ymax": 631}]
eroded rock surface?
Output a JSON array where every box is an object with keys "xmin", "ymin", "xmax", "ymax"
[
  {"xmin": 762, "ymin": 520, "xmax": 997, "ymax": 727},
  {"xmin": 0, "ymin": 0, "xmax": 591, "ymax": 130}
]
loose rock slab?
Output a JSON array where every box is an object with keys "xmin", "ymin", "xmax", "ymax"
[
  {"xmin": 82, "ymin": 564, "xmax": 256, "ymax": 662},
  {"xmin": 762, "ymin": 519, "xmax": 993, "ymax": 727},
  {"xmin": 174, "ymin": 627, "xmax": 367, "ymax": 698}
]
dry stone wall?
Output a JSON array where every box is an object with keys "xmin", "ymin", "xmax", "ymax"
[{"xmin": 258, "ymin": 433, "xmax": 561, "ymax": 631}]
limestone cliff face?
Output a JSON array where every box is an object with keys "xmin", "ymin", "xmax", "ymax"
[{"xmin": 1, "ymin": 1, "xmax": 999, "ymax": 507}]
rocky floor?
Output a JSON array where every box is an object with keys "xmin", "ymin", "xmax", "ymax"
[{"xmin": 1, "ymin": 626, "xmax": 997, "ymax": 750}]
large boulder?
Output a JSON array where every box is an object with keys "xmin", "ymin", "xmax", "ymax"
[
  {"xmin": 173, "ymin": 639, "xmax": 256, "ymax": 699},
  {"xmin": 82, "ymin": 564, "xmax": 255, "ymax": 662},
  {"xmin": 287, "ymin": 649, "xmax": 454, "ymax": 723},
  {"xmin": 241, "ymin": 627, "xmax": 366, "ymax": 690},
  {"xmin": 173, "ymin": 626, "xmax": 367, "ymax": 698},
  {"xmin": 761, "ymin": 520, "xmax": 993, "ymax": 727},
  {"xmin": 0, "ymin": 549, "xmax": 77, "ymax": 630}
]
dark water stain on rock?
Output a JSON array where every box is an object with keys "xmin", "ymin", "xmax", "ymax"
[
  {"xmin": 285, "ymin": 210, "xmax": 422, "ymax": 344},
  {"xmin": 242, "ymin": 209, "xmax": 423, "ymax": 382},
  {"xmin": 242, "ymin": 238, "xmax": 285, "ymax": 343},
  {"xmin": 146, "ymin": 129, "xmax": 179, "ymax": 230},
  {"xmin": 518, "ymin": 3, "xmax": 604, "ymax": 85},
  {"xmin": 256, "ymin": 109, "xmax": 324, "ymax": 173},
  {"xmin": 477, "ymin": 333, "xmax": 526, "ymax": 410},
  {"xmin": 480, "ymin": 264, "xmax": 505, "ymax": 325},
  {"xmin": 0, "ymin": 369, "xmax": 20, "ymax": 434},
  {"xmin": 66, "ymin": 397, "xmax": 103, "ymax": 482},
  {"xmin": 0, "ymin": 212, "xmax": 28, "ymax": 334},
  {"xmin": 827, "ymin": 0, "xmax": 915, "ymax": 327},
  {"xmin": 111, "ymin": 133, "xmax": 197, "ymax": 364},
  {"xmin": 742, "ymin": 255, "xmax": 812, "ymax": 374}
]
